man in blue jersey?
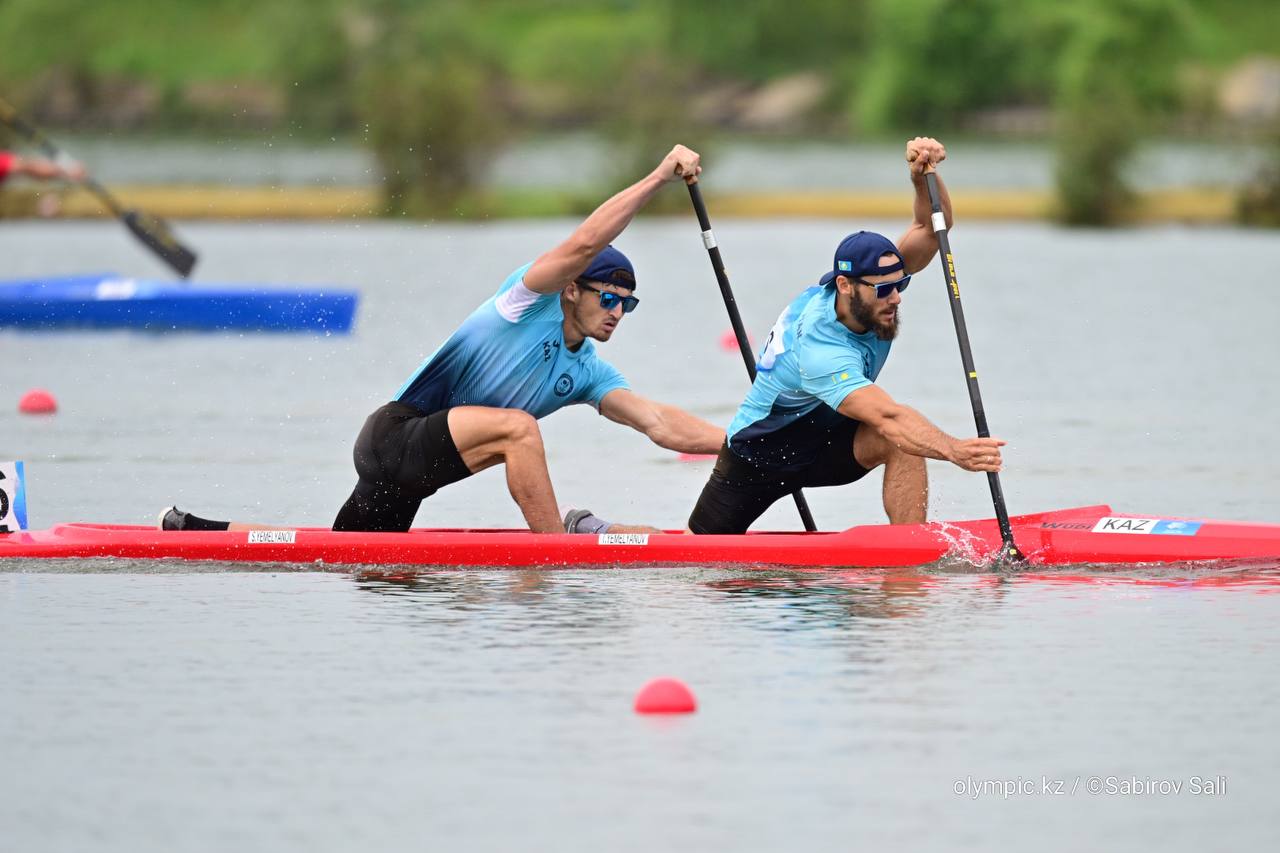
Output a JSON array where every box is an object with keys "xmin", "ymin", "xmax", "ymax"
[
  {"xmin": 161, "ymin": 144, "xmax": 724, "ymax": 534},
  {"xmin": 681, "ymin": 138, "xmax": 1006, "ymax": 533},
  {"xmin": 570, "ymin": 139, "xmax": 1006, "ymax": 535}
]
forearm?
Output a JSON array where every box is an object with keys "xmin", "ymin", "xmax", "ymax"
[
  {"xmin": 569, "ymin": 172, "xmax": 666, "ymax": 258},
  {"xmin": 646, "ymin": 405, "xmax": 725, "ymax": 454},
  {"xmin": 525, "ymin": 145, "xmax": 697, "ymax": 293},
  {"xmin": 911, "ymin": 170, "xmax": 952, "ymax": 230},
  {"xmin": 899, "ymin": 170, "xmax": 953, "ymax": 273},
  {"xmin": 524, "ymin": 171, "xmax": 666, "ymax": 292},
  {"xmin": 874, "ymin": 406, "xmax": 957, "ymax": 462},
  {"xmin": 17, "ymin": 158, "xmax": 63, "ymax": 180}
]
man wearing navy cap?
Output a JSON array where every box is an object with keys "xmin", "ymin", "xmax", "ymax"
[
  {"xmin": 162, "ymin": 144, "xmax": 724, "ymax": 534},
  {"xmin": 683, "ymin": 137, "xmax": 1007, "ymax": 533}
]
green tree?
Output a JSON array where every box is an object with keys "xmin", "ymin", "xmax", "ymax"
[
  {"xmin": 355, "ymin": 1, "xmax": 507, "ymax": 216},
  {"xmin": 855, "ymin": 0, "xmax": 1049, "ymax": 133},
  {"xmin": 1045, "ymin": 0, "xmax": 1200, "ymax": 224},
  {"xmin": 1237, "ymin": 120, "xmax": 1280, "ymax": 226}
]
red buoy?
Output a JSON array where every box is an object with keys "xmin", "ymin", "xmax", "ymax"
[
  {"xmin": 18, "ymin": 389, "xmax": 58, "ymax": 415},
  {"xmin": 634, "ymin": 677, "xmax": 697, "ymax": 714},
  {"xmin": 719, "ymin": 328, "xmax": 753, "ymax": 352}
]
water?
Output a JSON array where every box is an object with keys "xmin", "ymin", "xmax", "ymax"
[
  {"xmin": 2, "ymin": 218, "xmax": 1280, "ymax": 850},
  {"xmin": 49, "ymin": 134, "xmax": 1272, "ymax": 191}
]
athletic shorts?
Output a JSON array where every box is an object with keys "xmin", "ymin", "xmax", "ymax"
[
  {"xmin": 687, "ymin": 407, "xmax": 871, "ymax": 534},
  {"xmin": 332, "ymin": 402, "xmax": 473, "ymax": 532}
]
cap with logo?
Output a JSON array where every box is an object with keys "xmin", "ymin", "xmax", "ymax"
[{"xmin": 829, "ymin": 231, "xmax": 904, "ymax": 283}]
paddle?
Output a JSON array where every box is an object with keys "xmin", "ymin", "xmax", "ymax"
[
  {"xmin": 0, "ymin": 98, "xmax": 198, "ymax": 278},
  {"xmin": 919, "ymin": 165, "xmax": 1022, "ymax": 561},
  {"xmin": 686, "ymin": 180, "xmax": 818, "ymax": 532}
]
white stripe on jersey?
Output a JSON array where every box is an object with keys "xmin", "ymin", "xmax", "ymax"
[{"xmin": 494, "ymin": 279, "xmax": 543, "ymax": 322}]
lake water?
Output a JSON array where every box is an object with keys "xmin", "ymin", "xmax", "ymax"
[
  {"xmin": 2, "ymin": 217, "xmax": 1279, "ymax": 851},
  {"xmin": 48, "ymin": 134, "xmax": 1271, "ymax": 191}
]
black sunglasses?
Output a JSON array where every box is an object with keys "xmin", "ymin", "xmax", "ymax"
[
  {"xmin": 854, "ymin": 274, "xmax": 911, "ymax": 299},
  {"xmin": 576, "ymin": 281, "xmax": 640, "ymax": 314}
]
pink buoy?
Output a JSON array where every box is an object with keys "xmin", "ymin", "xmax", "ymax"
[
  {"xmin": 18, "ymin": 389, "xmax": 58, "ymax": 415},
  {"xmin": 634, "ymin": 677, "xmax": 697, "ymax": 714},
  {"xmin": 677, "ymin": 452, "xmax": 717, "ymax": 462},
  {"xmin": 718, "ymin": 328, "xmax": 754, "ymax": 352}
]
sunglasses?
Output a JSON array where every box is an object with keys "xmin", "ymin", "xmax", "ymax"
[
  {"xmin": 576, "ymin": 281, "xmax": 640, "ymax": 314},
  {"xmin": 854, "ymin": 274, "xmax": 911, "ymax": 299}
]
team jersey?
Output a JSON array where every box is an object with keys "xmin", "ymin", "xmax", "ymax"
[
  {"xmin": 727, "ymin": 284, "xmax": 891, "ymax": 459},
  {"xmin": 394, "ymin": 262, "xmax": 629, "ymax": 418}
]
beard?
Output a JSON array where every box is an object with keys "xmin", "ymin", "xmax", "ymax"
[{"xmin": 850, "ymin": 290, "xmax": 900, "ymax": 341}]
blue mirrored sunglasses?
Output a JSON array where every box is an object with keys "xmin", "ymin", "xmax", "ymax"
[
  {"xmin": 854, "ymin": 274, "xmax": 911, "ymax": 299},
  {"xmin": 577, "ymin": 281, "xmax": 639, "ymax": 313}
]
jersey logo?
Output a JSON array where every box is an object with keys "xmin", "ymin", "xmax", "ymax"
[{"xmin": 553, "ymin": 373, "xmax": 574, "ymax": 397}]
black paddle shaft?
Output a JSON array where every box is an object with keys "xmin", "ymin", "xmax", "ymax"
[
  {"xmin": 0, "ymin": 100, "xmax": 197, "ymax": 278},
  {"xmin": 924, "ymin": 171, "xmax": 1021, "ymax": 559},
  {"xmin": 686, "ymin": 181, "xmax": 818, "ymax": 533}
]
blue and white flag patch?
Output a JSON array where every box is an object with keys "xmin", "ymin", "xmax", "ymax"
[{"xmin": 1151, "ymin": 520, "xmax": 1202, "ymax": 536}]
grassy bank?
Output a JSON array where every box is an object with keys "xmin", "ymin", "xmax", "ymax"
[{"xmin": 0, "ymin": 185, "xmax": 1239, "ymax": 224}]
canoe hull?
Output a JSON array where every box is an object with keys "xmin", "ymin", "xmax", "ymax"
[{"xmin": 5, "ymin": 506, "xmax": 1280, "ymax": 568}]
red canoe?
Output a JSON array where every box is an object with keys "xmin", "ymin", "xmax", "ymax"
[{"xmin": 4, "ymin": 505, "xmax": 1280, "ymax": 568}]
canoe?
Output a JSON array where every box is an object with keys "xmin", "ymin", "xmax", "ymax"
[
  {"xmin": 0, "ymin": 272, "xmax": 357, "ymax": 333},
  {"xmin": 4, "ymin": 505, "xmax": 1279, "ymax": 568}
]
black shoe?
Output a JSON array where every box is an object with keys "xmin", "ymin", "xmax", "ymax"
[{"xmin": 158, "ymin": 506, "xmax": 189, "ymax": 531}]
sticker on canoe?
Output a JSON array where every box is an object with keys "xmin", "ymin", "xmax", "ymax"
[
  {"xmin": 248, "ymin": 530, "xmax": 297, "ymax": 544},
  {"xmin": 598, "ymin": 533, "xmax": 649, "ymax": 546},
  {"xmin": 1091, "ymin": 518, "xmax": 1203, "ymax": 536},
  {"xmin": 94, "ymin": 278, "xmax": 138, "ymax": 300}
]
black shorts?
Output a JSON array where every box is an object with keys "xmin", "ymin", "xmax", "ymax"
[
  {"xmin": 332, "ymin": 402, "xmax": 474, "ymax": 532},
  {"xmin": 687, "ymin": 407, "xmax": 871, "ymax": 534}
]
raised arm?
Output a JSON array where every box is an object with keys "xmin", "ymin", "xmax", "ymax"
[
  {"xmin": 598, "ymin": 389, "xmax": 724, "ymax": 455},
  {"xmin": 522, "ymin": 145, "xmax": 702, "ymax": 294},
  {"xmin": 9, "ymin": 154, "xmax": 86, "ymax": 181},
  {"xmin": 837, "ymin": 384, "xmax": 1004, "ymax": 472},
  {"xmin": 896, "ymin": 136, "xmax": 953, "ymax": 274}
]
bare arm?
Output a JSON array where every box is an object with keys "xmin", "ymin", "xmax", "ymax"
[
  {"xmin": 12, "ymin": 155, "xmax": 85, "ymax": 181},
  {"xmin": 599, "ymin": 389, "xmax": 724, "ymax": 454},
  {"xmin": 837, "ymin": 384, "xmax": 1004, "ymax": 472},
  {"xmin": 897, "ymin": 137, "xmax": 953, "ymax": 274},
  {"xmin": 522, "ymin": 145, "xmax": 702, "ymax": 294}
]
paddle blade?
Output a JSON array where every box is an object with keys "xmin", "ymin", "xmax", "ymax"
[{"xmin": 122, "ymin": 210, "xmax": 197, "ymax": 278}]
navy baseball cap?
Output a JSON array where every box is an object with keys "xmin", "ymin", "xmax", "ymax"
[
  {"xmin": 579, "ymin": 245, "xmax": 636, "ymax": 290},
  {"xmin": 831, "ymin": 231, "xmax": 904, "ymax": 282}
]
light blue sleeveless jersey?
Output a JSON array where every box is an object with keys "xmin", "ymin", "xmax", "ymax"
[
  {"xmin": 727, "ymin": 285, "xmax": 891, "ymax": 453},
  {"xmin": 395, "ymin": 263, "xmax": 629, "ymax": 417}
]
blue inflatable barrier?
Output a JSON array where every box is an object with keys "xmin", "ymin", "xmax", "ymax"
[{"xmin": 0, "ymin": 273, "xmax": 358, "ymax": 333}]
